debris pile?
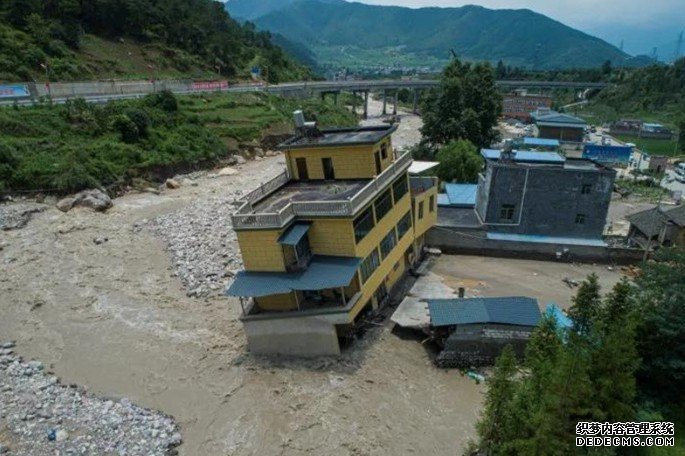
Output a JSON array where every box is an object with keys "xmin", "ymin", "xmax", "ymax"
[
  {"xmin": 148, "ymin": 193, "xmax": 244, "ymax": 298},
  {"xmin": 0, "ymin": 203, "xmax": 47, "ymax": 231},
  {"xmin": 0, "ymin": 342, "xmax": 181, "ymax": 455}
]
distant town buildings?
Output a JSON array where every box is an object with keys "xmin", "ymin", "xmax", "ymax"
[
  {"xmin": 502, "ymin": 90, "xmax": 553, "ymax": 122},
  {"xmin": 532, "ymin": 108, "xmax": 587, "ymax": 143},
  {"xmin": 609, "ymin": 119, "xmax": 674, "ymax": 139},
  {"xmin": 226, "ymin": 115, "xmax": 438, "ymax": 356}
]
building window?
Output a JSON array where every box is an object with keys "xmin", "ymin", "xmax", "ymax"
[
  {"xmin": 581, "ymin": 184, "xmax": 592, "ymax": 194},
  {"xmin": 381, "ymin": 143, "xmax": 388, "ymax": 160},
  {"xmin": 322, "ymin": 157, "xmax": 335, "ymax": 180},
  {"xmin": 380, "ymin": 228, "xmax": 397, "ymax": 260},
  {"xmin": 360, "ymin": 248, "xmax": 380, "ymax": 283},
  {"xmin": 429, "ymin": 195, "xmax": 435, "ymax": 212},
  {"xmin": 392, "ymin": 177, "xmax": 408, "ymax": 202},
  {"xmin": 354, "ymin": 207, "xmax": 375, "ymax": 243},
  {"xmin": 575, "ymin": 214, "xmax": 586, "ymax": 225},
  {"xmin": 397, "ymin": 211, "xmax": 412, "ymax": 239},
  {"xmin": 374, "ymin": 189, "xmax": 393, "ymax": 222},
  {"xmin": 500, "ymin": 204, "xmax": 515, "ymax": 221},
  {"xmin": 418, "ymin": 201, "xmax": 424, "ymax": 220}
]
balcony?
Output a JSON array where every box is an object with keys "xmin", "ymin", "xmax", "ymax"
[
  {"xmin": 410, "ymin": 176, "xmax": 439, "ymax": 195},
  {"xmin": 241, "ymin": 291, "xmax": 363, "ymax": 321},
  {"xmin": 231, "ymin": 151, "xmax": 413, "ymax": 229}
]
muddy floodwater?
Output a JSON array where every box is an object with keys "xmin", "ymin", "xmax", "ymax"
[{"xmin": 1, "ymin": 144, "xmax": 483, "ymax": 454}]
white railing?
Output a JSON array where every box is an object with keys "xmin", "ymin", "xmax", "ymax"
[{"xmin": 231, "ymin": 151, "xmax": 412, "ymax": 229}]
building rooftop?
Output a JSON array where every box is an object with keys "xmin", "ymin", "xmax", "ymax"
[
  {"xmin": 251, "ymin": 179, "xmax": 371, "ymax": 213},
  {"xmin": 522, "ymin": 137, "xmax": 560, "ymax": 147},
  {"xmin": 278, "ymin": 125, "xmax": 398, "ymax": 149},
  {"xmin": 481, "ymin": 149, "xmax": 566, "ymax": 164},
  {"xmin": 627, "ymin": 204, "xmax": 685, "ymax": 237},
  {"xmin": 532, "ymin": 110, "xmax": 586, "ymax": 127},
  {"xmin": 440, "ymin": 184, "xmax": 478, "ymax": 207},
  {"xmin": 408, "ymin": 161, "xmax": 439, "ymax": 175},
  {"xmin": 427, "ymin": 296, "xmax": 541, "ymax": 327}
]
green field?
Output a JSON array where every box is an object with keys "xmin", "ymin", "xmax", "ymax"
[
  {"xmin": 613, "ymin": 135, "xmax": 682, "ymax": 157},
  {"xmin": 0, "ymin": 91, "xmax": 357, "ymax": 194}
]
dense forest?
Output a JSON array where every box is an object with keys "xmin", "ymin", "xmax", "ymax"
[{"xmin": 0, "ymin": 0, "xmax": 310, "ymax": 82}]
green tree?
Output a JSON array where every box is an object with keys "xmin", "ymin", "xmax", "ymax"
[
  {"xmin": 476, "ymin": 345, "xmax": 518, "ymax": 454},
  {"xmin": 568, "ymin": 273, "xmax": 601, "ymax": 335},
  {"xmin": 111, "ymin": 114, "xmax": 140, "ymax": 144},
  {"xmin": 421, "ymin": 58, "xmax": 502, "ymax": 148},
  {"xmin": 434, "ymin": 139, "xmax": 483, "ymax": 183},
  {"xmin": 633, "ymin": 248, "xmax": 685, "ymax": 406}
]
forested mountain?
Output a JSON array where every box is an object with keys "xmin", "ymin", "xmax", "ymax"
[
  {"xmin": 0, "ymin": 0, "xmax": 310, "ymax": 82},
  {"xmin": 226, "ymin": 0, "xmax": 638, "ymax": 71}
]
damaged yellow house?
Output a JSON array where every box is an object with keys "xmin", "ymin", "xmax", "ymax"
[{"xmin": 227, "ymin": 113, "xmax": 438, "ymax": 356}]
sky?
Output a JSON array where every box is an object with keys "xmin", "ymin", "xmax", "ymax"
[{"xmin": 355, "ymin": 0, "xmax": 684, "ymax": 56}]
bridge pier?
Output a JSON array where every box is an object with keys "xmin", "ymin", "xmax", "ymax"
[
  {"xmin": 392, "ymin": 91, "xmax": 397, "ymax": 116},
  {"xmin": 351, "ymin": 91, "xmax": 356, "ymax": 114},
  {"xmin": 363, "ymin": 91, "xmax": 369, "ymax": 119},
  {"xmin": 412, "ymin": 89, "xmax": 419, "ymax": 114},
  {"xmin": 382, "ymin": 89, "xmax": 387, "ymax": 116}
]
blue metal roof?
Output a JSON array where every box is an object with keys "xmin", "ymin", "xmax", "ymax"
[
  {"xmin": 523, "ymin": 137, "xmax": 560, "ymax": 147},
  {"xmin": 486, "ymin": 232, "xmax": 607, "ymax": 247},
  {"xmin": 481, "ymin": 149, "xmax": 566, "ymax": 164},
  {"xmin": 278, "ymin": 222, "xmax": 311, "ymax": 246},
  {"xmin": 545, "ymin": 303, "xmax": 573, "ymax": 329},
  {"xmin": 437, "ymin": 194, "xmax": 450, "ymax": 206},
  {"xmin": 226, "ymin": 255, "xmax": 362, "ymax": 297},
  {"xmin": 443, "ymin": 184, "xmax": 477, "ymax": 207},
  {"xmin": 427, "ymin": 296, "xmax": 541, "ymax": 327}
]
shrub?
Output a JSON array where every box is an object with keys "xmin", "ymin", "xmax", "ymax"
[{"xmin": 110, "ymin": 114, "xmax": 140, "ymax": 143}]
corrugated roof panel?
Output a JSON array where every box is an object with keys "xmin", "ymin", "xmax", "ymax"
[
  {"xmin": 514, "ymin": 151, "xmax": 565, "ymax": 163},
  {"xmin": 437, "ymin": 194, "xmax": 451, "ymax": 206},
  {"xmin": 444, "ymin": 184, "xmax": 477, "ymax": 207},
  {"xmin": 523, "ymin": 137, "xmax": 560, "ymax": 147},
  {"xmin": 278, "ymin": 222, "xmax": 311, "ymax": 246},
  {"xmin": 427, "ymin": 297, "xmax": 541, "ymax": 327},
  {"xmin": 226, "ymin": 255, "xmax": 362, "ymax": 297}
]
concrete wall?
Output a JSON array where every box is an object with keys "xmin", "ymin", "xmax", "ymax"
[
  {"xmin": 427, "ymin": 226, "xmax": 644, "ymax": 264},
  {"xmin": 477, "ymin": 160, "xmax": 615, "ymax": 239},
  {"xmin": 236, "ymin": 229, "xmax": 286, "ymax": 272},
  {"xmin": 243, "ymin": 316, "xmax": 341, "ymax": 356},
  {"xmin": 284, "ymin": 137, "xmax": 394, "ymax": 180},
  {"xmin": 306, "ymin": 218, "xmax": 356, "ymax": 256},
  {"xmin": 412, "ymin": 185, "xmax": 438, "ymax": 239}
]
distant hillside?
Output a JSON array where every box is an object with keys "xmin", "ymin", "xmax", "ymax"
[
  {"xmin": 227, "ymin": 0, "xmax": 637, "ymax": 71},
  {"xmin": 0, "ymin": 0, "xmax": 309, "ymax": 82}
]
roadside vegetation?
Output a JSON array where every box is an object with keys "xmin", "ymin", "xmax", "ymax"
[
  {"xmin": 0, "ymin": 91, "xmax": 356, "ymax": 194},
  {"xmin": 476, "ymin": 249, "xmax": 685, "ymax": 455},
  {"xmin": 0, "ymin": 0, "xmax": 309, "ymax": 82}
]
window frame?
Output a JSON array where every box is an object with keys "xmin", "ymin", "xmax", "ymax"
[
  {"xmin": 397, "ymin": 211, "xmax": 412, "ymax": 239},
  {"xmin": 429, "ymin": 195, "xmax": 435, "ymax": 212},
  {"xmin": 500, "ymin": 204, "xmax": 516, "ymax": 221},
  {"xmin": 418, "ymin": 201, "xmax": 424, "ymax": 220},
  {"xmin": 392, "ymin": 177, "xmax": 408, "ymax": 203},
  {"xmin": 380, "ymin": 228, "xmax": 398, "ymax": 260},
  {"xmin": 581, "ymin": 184, "xmax": 592, "ymax": 194},
  {"xmin": 360, "ymin": 248, "xmax": 381, "ymax": 283},
  {"xmin": 575, "ymin": 213, "xmax": 586, "ymax": 225},
  {"xmin": 354, "ymin": 206, "xmax": 375, "ymax": 243},
  {"xmin": 374, "ymin": 189, "xmax": 393, "ymax": 222}
]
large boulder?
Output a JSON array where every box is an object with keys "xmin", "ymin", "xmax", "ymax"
[{"xmin": 57, "ymin": 189, "xmax": 113, "ymax": 213}]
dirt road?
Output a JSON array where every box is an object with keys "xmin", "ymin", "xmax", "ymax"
[{"xmin": 1, "ymin": 155, "xmax": 483, "ymax": 455}]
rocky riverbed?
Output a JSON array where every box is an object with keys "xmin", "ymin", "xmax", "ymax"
[{"xmin": 0, "ymin": 342, "xmax": 180, "ymax": 455}]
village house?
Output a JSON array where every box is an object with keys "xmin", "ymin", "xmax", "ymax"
[{"xmin": 226, "ymin": 113, "xmax": 438, "ymax": 356}]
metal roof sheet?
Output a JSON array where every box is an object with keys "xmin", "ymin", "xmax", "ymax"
[
  {"xmin": 481, "ymin": 149, "xmax": 566, "ymax": 164},
  {"xmin": 486, "ymin": 232, "xmax": 607, "ymax": 246},
  {"xmin": 226, "ymin": 255, "xmax": 362, "ymax": 297},
  {"xmin": 278, "ymin": 125, "xmax": 397, "ymax": 149},
  {"xmin": 523, "ymin": 137, "xmax": 560, "ymax": 147},
  {"xmin": 427, "ymin": 296, "xmax": 541, "ymax": 327},
  {"xmin": 444, "ymin": 184, "xmax": 478, "ymax": 207},
  {"xmin": 408, "ymin": 161, "xmax": 439, "ymax": 175},
  {"xmin": 437, "ymin": 194, "xmax": 451, "ymax": 206},
  {"xmin": 534, "ymin": 112, "xmax": 586, "ymax": 126},
  {"xmin": 278, "ymin": 222, "xmax": 311, "ymax": 246}
]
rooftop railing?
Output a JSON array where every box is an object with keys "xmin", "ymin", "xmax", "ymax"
[{"xmin": 231, "ymin": 151, "xmax": 413, "ymax": 229}]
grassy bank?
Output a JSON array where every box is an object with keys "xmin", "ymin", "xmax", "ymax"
[
  {"xmin": 613, "ymin": 134, "xmax": 681, "ymax": 157},
  {"xmin": 0, "ymin": 91, "xmax": 357, "ymax": 194}
]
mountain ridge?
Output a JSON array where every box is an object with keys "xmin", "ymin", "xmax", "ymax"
[{"xmin": 226, "ymin": 0, "xmax": 640, "ymax": 71}]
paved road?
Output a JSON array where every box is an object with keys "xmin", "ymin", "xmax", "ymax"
[{"xmin": 0, "ymin": 78, "xmax": 610, "ymax": 107}]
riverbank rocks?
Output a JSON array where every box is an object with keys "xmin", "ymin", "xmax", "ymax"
[
  {"xmin": 0, "ymin": 344, "xmax": 180, "ymax": 455},
  {"xmin": 217, "ymin": 166, "xmax": 239, "ymax": 177},
  {"xmin": 165, "ymin": 178, "xmax": 182, "ymax": 189},
  {"xmin": 0, "ymin": 204, "xmax": 47, "ymax": 230},
  {"xmin": 56, "ymin": 189, "xmax": 113, "ymax": 213}
]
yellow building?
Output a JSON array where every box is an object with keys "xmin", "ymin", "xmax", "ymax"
[{"xmin": 227, "ymin": 120, "xmax": 438, "ymax": 356}]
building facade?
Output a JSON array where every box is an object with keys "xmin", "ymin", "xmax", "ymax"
[
  {"xmin": 475, "ymin": 150, "xmax": 616, "ymax": 239},
  {"xmin": 502, "ymin": 91, "xmax": 553, "ymax": 122},
  {"xmin": 227, "ymin": 122, "xmax": 438, "ymax": 356},
  {"xmin": 532, "ymin": 109, "xmax": 587, "ymax": 143}
]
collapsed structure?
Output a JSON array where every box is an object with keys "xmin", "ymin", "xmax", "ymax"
[{"xmin": 227, "ymin": 112, "xmax": 438, "ymax": 356}]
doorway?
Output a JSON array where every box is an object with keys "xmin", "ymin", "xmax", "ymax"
[
  {"xmin": 322, "ymin": 157, "xmax": 335, "ymax": 180},
  {"xmin": 296, "ymin": 157, "xmax": 309, "ymax": 180}
]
